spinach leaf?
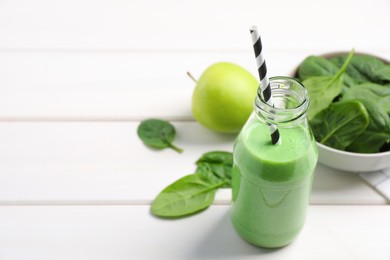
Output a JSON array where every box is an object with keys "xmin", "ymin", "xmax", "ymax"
[
  {"xmin": 310, "ymin": 101, "xmax": 369, "ymax": 150},
  {"xmin": 330, "ymin": 54, "xmax": 390, "ymax": 84},
  {"xmin": 303, "ymin": 49, "xmax": 354, "ymax": 120},
  {"xmin": 195, "ymin": 151, "xmax": 233, "ymax": 188},
  {"xmin": 137, "ymin": 119, "xmax": 183, "ymax": 153},
  {"xmin": 298, "ymin": 55, "xmax": 340, "ymax": 80},
  {"xmin": 151, "ymin": 173, "xmax": 227, "ymax": 218},
  {"xmin": 342, "ymin": 83, "xmax": 390, "ymax": 153},
  {"xmin": 151, "ymin": 151, "xmax": 233, "ymax": 218},
  {"xmin": 347, "ymin": 131, "xmax": 389, "ymax": 153},
  {"xmin": 298, "ymin": 55, "xmax": 356, "ymax": 87}
]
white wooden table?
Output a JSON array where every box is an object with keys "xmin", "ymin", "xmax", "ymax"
[{"xmin": 0, "ymin": 0, "xmax": 389, "ymax": 259}]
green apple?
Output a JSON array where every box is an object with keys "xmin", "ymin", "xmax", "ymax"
[{"xmin": 191, "ymin": 62, "xmax": 258, "ymax": 133}]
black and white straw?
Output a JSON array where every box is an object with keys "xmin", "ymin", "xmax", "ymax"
[{"xmin": 250, "ymin": 26, "xmax": 281, "ymax": 145}]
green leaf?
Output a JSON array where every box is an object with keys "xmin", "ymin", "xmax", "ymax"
[
  {"xmin": 298, "ymin": 55, "xmax": 340, "ymax": 80},
  {"xmin": 151, "ymin": 173, "xmax": 227, "ymax": 218},
  {"xmin": 303, "ymin": 49, "xmax": 354, "ymax": 120},
  {"xmin": 137, "ymin": 119, "xmax": 183, "ymax": 153},
  {"xmin": 330, "ymin": 54, "xmax": 390, "ymax": 84},
  {"xmin": 195, "ymin": 151, "xmax": 233, "ymax": 188},
  {"xmin": 297, "ymin": 55, "xmax": 356, "ymax": 87},
  {"xmin": 310, "ymin": 101, "xmax": 369, "ymax": 150},
  {"xmin": 347, "ymin": 131, "xmax": 389, "ymax": 153},
  {"xmin": 342, "ymin": 83, "xmax": 390, "ymax": 153}
]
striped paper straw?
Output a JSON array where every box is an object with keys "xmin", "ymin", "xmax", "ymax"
[{"xmin": 249, "ymin": 25, "xmax": 281, "ymax": 145}]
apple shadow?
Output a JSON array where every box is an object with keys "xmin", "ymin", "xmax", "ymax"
[
  {"xmin": 186, "ymin": 211, "xmax": 283, "ymax": 259},
  {"xmin": 176, "ymin": 123, "xmax": 237, "ymax": 146}
]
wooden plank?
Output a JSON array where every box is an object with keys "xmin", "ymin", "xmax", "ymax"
[
  {"xmin": 0, "ymin": 0, "xmax": 389, "ymax": 51},
  {"xmin": 0, "ymin": 51, "xmax": 389, "ymax": 120},
  {"xmin": 0, "ymin": 122, "xmax": 385, "ymax": 205},
  {"xmin": 0, "ymin": 205, "xmax": 389, "ymax": 259},
  {"xmin": 0, "ymin": 51, "xmax": 306, "ymax": 120}
]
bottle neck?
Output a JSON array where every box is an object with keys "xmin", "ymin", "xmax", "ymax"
[{"xmin": 254, "ymin": 76, "xmax": 309, "ymax": 128}]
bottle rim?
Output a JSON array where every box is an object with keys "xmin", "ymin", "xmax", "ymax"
[{"xmin": 254, "ymin": 76, "xmax": 309, "ymax": 126}]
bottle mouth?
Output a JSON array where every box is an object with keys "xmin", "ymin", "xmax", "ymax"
[{"xmin": 254, "ymin": 76, "xmax": 309, "ymax": 126}]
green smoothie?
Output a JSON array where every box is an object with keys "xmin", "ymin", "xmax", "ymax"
[{"xmin": 230, "ymin": 118, "xmax": 317, "ymax": 248}]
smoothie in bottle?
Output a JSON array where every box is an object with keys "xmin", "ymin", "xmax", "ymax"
[{"xmin": 230, "ymin": 76, "xmax": 318, "ymax": 248}]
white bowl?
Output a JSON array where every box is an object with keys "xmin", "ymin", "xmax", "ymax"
[{"xmin": 317, "ymin": 142, "xmax": 390, "ymax": 172}]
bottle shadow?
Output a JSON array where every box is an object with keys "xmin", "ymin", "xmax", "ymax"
[{"xmin": 187, "ymin": 211, "xmax": 285, "ymax": 259}]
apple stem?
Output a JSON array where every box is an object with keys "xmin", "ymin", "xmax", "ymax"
[{"xmin": 187, "ymin": 72, "xmax": 198, "ymax": 83}]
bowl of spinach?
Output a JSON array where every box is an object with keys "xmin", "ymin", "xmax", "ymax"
[{"xmin": 294, "ymin": 50, "xmax": 390, "ymax": 172}]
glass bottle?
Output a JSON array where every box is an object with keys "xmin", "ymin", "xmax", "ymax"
[{"xmin": 230, "ymin": 76, "xmax": 318, "ymax": 248}]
